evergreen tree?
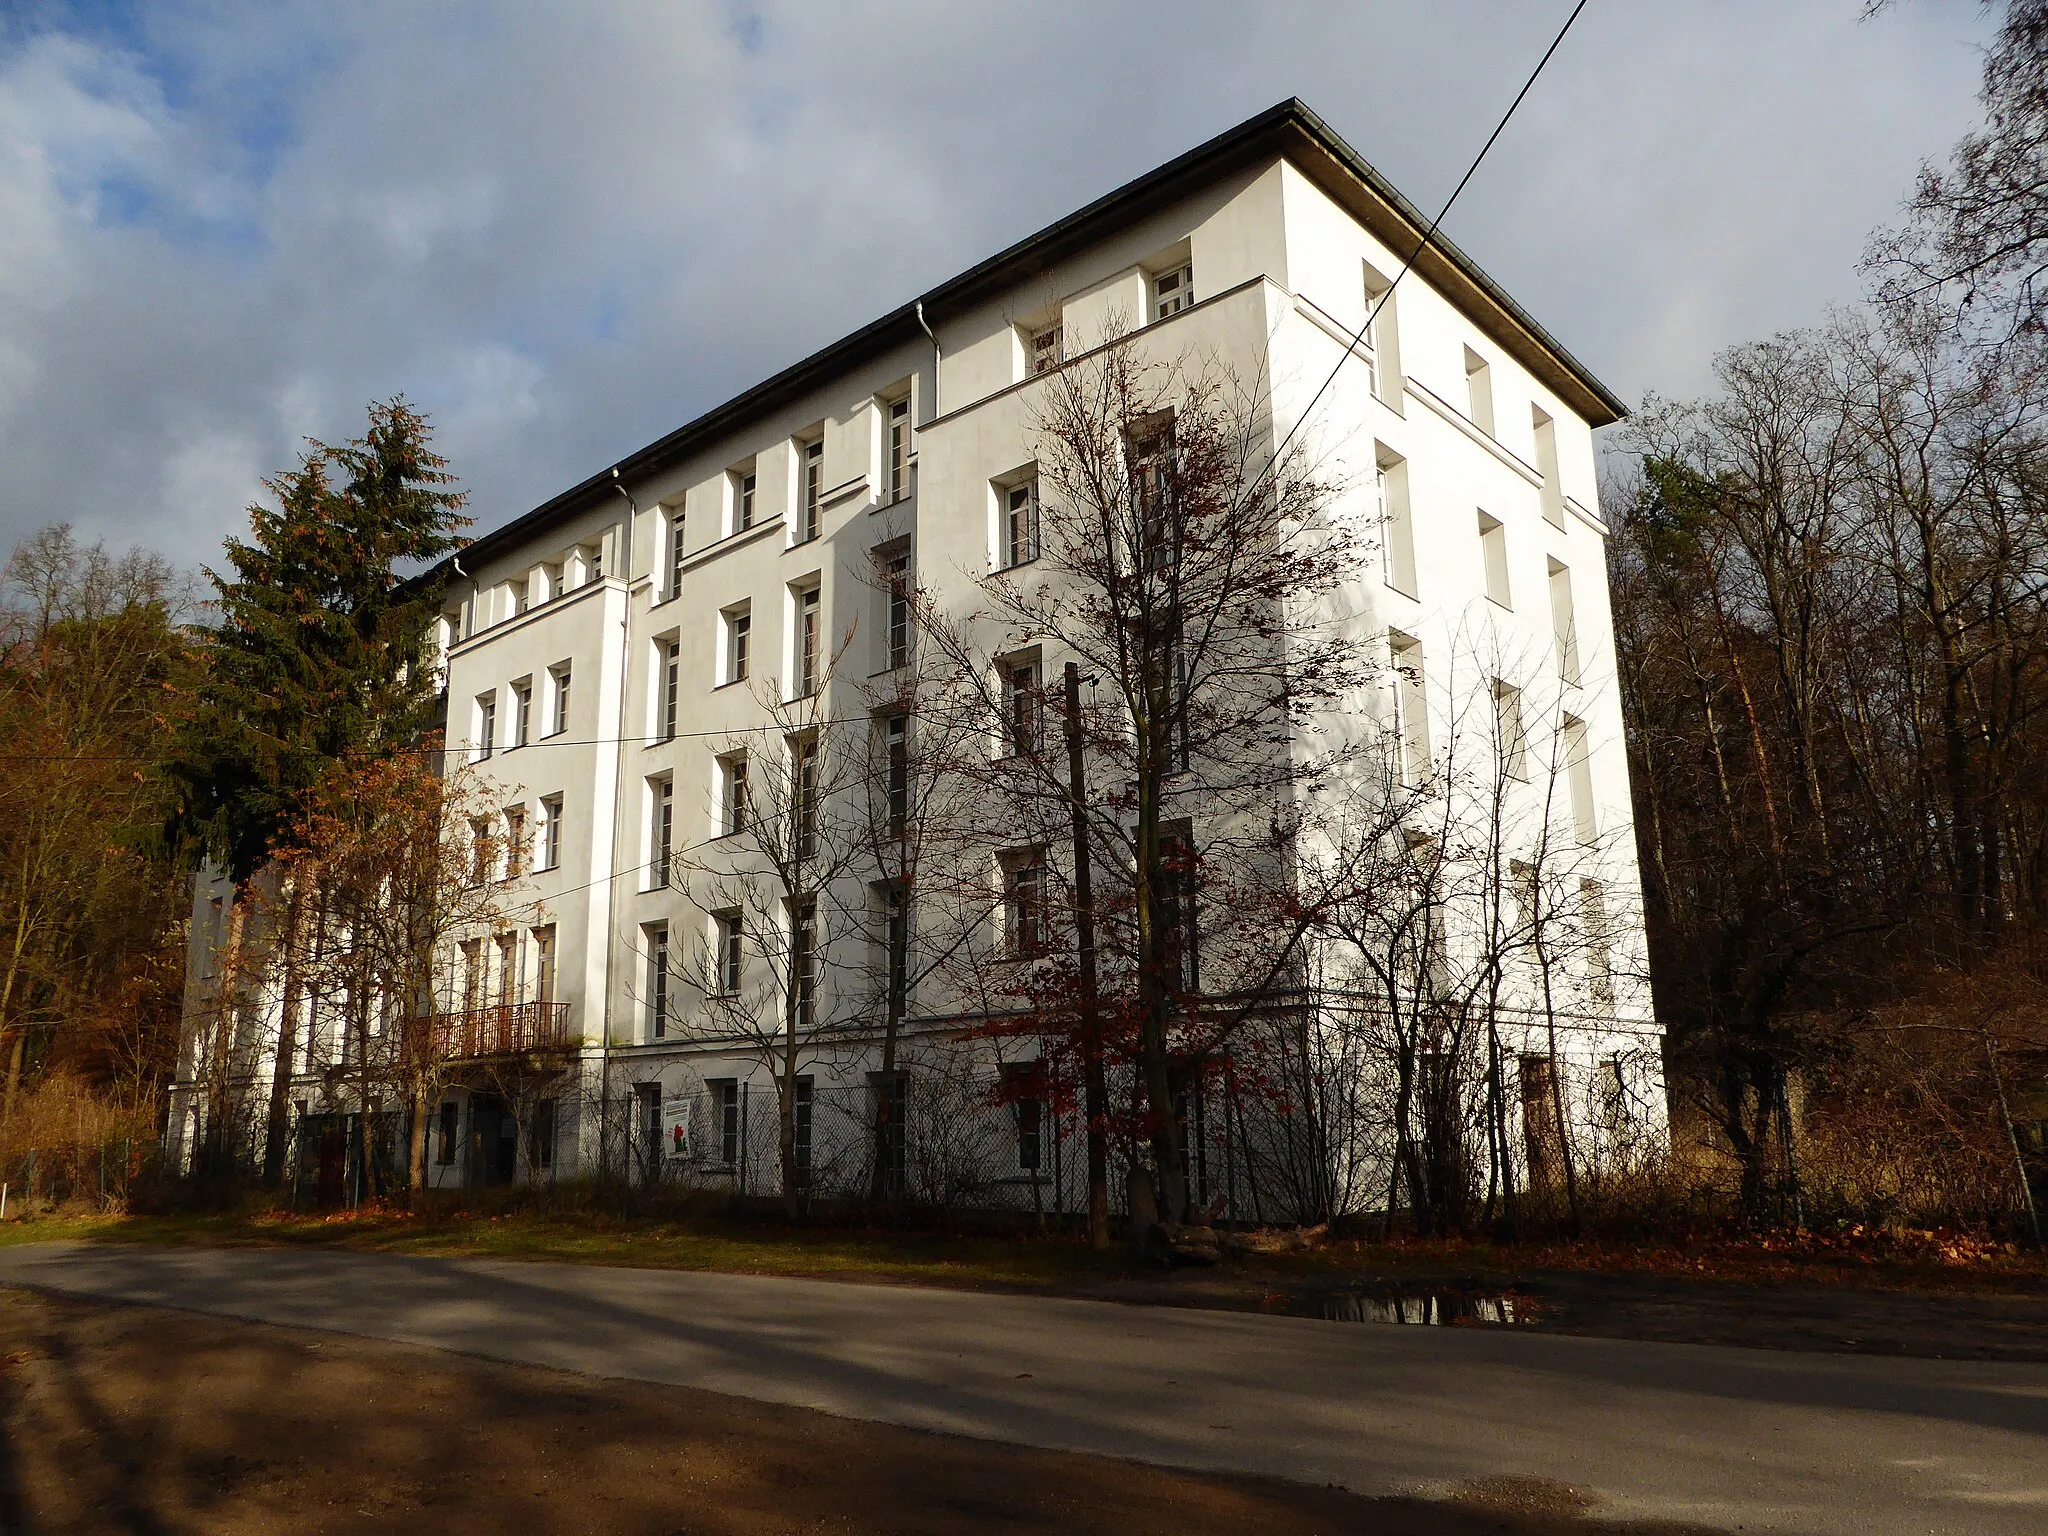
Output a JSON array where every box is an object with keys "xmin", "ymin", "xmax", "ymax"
[{"xmin": 173, "ymin": 398, "xmax": 468, "ymax": 883}]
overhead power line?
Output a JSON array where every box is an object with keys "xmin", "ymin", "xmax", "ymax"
[
  {"xmin": 8, "ymin": 11, "xmax": 1593, "ymax": 774},
  {"xmin": 1257, "ymin": 0, "xmax": 1594, "ymax": 502}
]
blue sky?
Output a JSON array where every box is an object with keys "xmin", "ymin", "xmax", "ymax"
[{"xmin": 0, "ymin": 1, "xmax": 2002, "ymax": 563}]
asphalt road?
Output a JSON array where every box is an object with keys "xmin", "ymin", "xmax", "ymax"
[{"xmin": 0, "ymin": 1241, "xmax": 2040, "ymax": 1535}]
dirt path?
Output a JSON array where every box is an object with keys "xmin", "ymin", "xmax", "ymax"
[{"xmin": 0, "ymin": 1289, "xmax": 1709, "ymax": 1536}]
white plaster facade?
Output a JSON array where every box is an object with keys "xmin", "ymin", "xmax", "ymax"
[{"xmin": 174, "ymin": 101, "xmax": 1658, "ymax": 1209}]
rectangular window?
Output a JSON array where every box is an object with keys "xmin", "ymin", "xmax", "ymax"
[
  {"xmin": 1376, "ymin": 448, "xmax": 1417, "ymax": 598},
  {"xmin": 885, "ymin": 553, "xmax": 912, "ymax": 669},
  {"xmin": 549, "ymin": 663, "xmax": 571, "ymax": 737},
  {"xmin": 713, "ymin": 1078, "xmax": 741, "ymax": 1165},
  {"xmin": 647, "ymin": 923, "xmax": 670, "ymax": 1039},
  {"xmin": 873, "ymin": 1072, "xmax": 907, "ymax": 1194},
  {"xmin": 791, "ymin": 736, "xmax": 817, "ymax": 859},
  {"xmin": 1564, "ymin": 714, "xmax": 1596, "ymax": 843},
  {"xmin": 533, "ymin": 925, "xmax": 556, "ymax": 1005},
  {"xmin": 790, "ymin": 900, "xmax": 817, "ymax": 1030},
  {"xmin": 800, "ymin": 436, "xmax": 823, "ymax": 543},
  {"xmin": 476, "ymin": 693, "xmax": 497, "ymax": 759},
  {"xmin": 1581, "ymin": 878, "xmax": 1615, "ymax": 1012},
  {"xmin": 1163, "ymin": 620, "xmax": 1191, "ymax": 775},
  {"xmin": 714, "ymin": 911, "xmax": 743, "ymax": 994},
  {"xmin": 1007, "ymin": 856, "xmax": 1045, "ymax": 958},
  {"xmin": 885, "ymin": 396, "xmax": 912, "ymax": 503},
  {"xmin": 460, "ymin": 939, "xmax": 486, "ymax": 1012},
  {"xmin": 1002, "ymin": 478, "xmax": 1039, "ymax": 568},
  {"xmin": 659, "ymin": 639, "xmax": 681, "ymax": 741},
  {"xmin": 736, "ymin": 467, "xmax": 758, "ymax": 532},
  {"xmin": 1151, "ymin": 261, "xmax": 1193, "ymax": 321},
  {"xmin": 885, "ymin": 884, "xmax": 909, "ymax": 1022},
  {"xmin": 1159, "ymin": 830, "xmax": 1197, "ymax": 992},
  {"xmin": 884, "ymin": 713, "xmax": 909, "ymax": 836},
  {"xmin": 437, "ymin": 1101, "xmax": 458, "ymax": 1165},
  {"xmin": 794, "ymin": 1075, "xmax": 814, "ymax": 1177},
  {"xmin": 1017, "ymin": 1093, "xmax": 1043, "ymax": 1172},
  {"xmin": 540, "ymin": 794, "xmax": 563, "ymax": 871},
  {"xmin": 513, "ymin": 680, "xmax": 532, "ymax": 747},
  {"xmin": 470, "ymin": 820, "xmax": 493, "ymax": 885},
  {"xmin": 1479, "ymin": 512, "xmax": 1510, "ymax": 608},
  {"xmin": 722, "ymin": 751, "xmax": 749, "ymax": 836},
  {"xmin": 504, "ymin": 806, "xmax": 526, "ymax": 878},
  {"xmin": 651, "ymin": 776, "xmax": 673, "ymax": 888},
  {"xmin": 1390, "ymin": 631, "xmax": 1430, "ymax": 785},
  {"xmin": 1520, "ymin": 1053, "xmax": 1561, "ymax": 1183},
  {"xmin": 1003, "ymin": 658, "xmax": 1041, "ymax": 757},
  {"xmin": 1002, "ymin": 1063, "xmax": 1045, "ymax": 1173},
  {"xmin": 1533, "ymin": 406, "xmax": 1565, "ymax": 528},
  {"xmin": 796, "ymin": 585, "xmax": 821, "ymax": 698},
  {"xmin": 667, "ymin": 507, "xmax": 686, "ymax": 600},
  {"xmin": 1510, "ymin": 858, "xmax": 1538, "ymax": 938},
  {"xmin": 1464, "ymin": 346, "xmax": 1495, "ymax": 436},
  {"xmin": 1548, "ymin": 558, "xmax": 1580, "ymax": 684},
  {"xmin": 1130, "ymin": 415, "xmax": 1175, "ymax": 565},
  {"xmin": 530, "ymin": 1098, "xmax": 556, "ymax": 1170},
  {"xmin": 1030, "ymin": 324, "xmax": 1062, "ymax": 375},
  {"xmin": 1494, "ymin": 680, "xmax": 1527, "ymax": 781},
  {"xmin": 495, "ymin": 932, "xmax": 518, "ymax": 1007},
  {"xmin": 725, "ymin": 607, "xmax": 751, "ymax": 684},
  {"xmin": 1362, "ymin": 261, "xmax": 1403, "ymax": 408}
]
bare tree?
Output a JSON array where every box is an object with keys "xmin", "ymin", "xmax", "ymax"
[
  {"xmin": 915, "ymin": 331, "xmax": 1373, "ymax": 1226},
  {"xmin": 670, "ymin": 636, "xmax": 904, "ymax": 1214},
  {"xmin": 261, "ymin": 750, "xmax": 536, "ymax": 1197},
  {"xmin": 1870, "ymin": 1, "xmax": 2048, "ymax": 344}
]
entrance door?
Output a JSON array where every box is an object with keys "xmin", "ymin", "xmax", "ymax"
[
  {"xmin": 467, "ymin": 1095, "xmax": 519, "ymax": 1187},
  {"xmin": 316, "ymin": 1119, "xmax": 347, "ymax": 1208},
  {"xmin": 636, "ymin": 1084, "xmax": 662, "ymax": 1185}
]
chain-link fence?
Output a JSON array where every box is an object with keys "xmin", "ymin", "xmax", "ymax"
[
  {"xmin": 0, "ymin": 1139, "xmax": 164, "ymax": 1214},
  {"xmin": 609, "ymin": 1023, "xmax": 1668, "ymax": 1229}
]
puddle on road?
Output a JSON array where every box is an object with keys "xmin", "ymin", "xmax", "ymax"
[{"xmin": 1304, "ymin": 1290, "xmax": 1531, "ymax": 1326}]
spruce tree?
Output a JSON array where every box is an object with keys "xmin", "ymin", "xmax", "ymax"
[{"xmin": 174, "ymin": 398, "xmax": 468, "ymax": 882}]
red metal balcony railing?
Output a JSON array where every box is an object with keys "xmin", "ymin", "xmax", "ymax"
[{"xmin": 413, "ymin": 1001, "xmax": 573, "ymax": 1061}]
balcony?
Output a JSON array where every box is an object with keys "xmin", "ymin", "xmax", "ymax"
[{"xmin": 414, "ymin": 1001, "xmax": 573, "ymax": 1062}]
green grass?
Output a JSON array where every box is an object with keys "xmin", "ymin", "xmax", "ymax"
[
  {"xmin": 0, "ymin": 1205, "xmax": 1147, "ymax": 1289},
  {"xmin": 5, "ymin": 1203, "xmax": 2042, "ymax": 1297}
]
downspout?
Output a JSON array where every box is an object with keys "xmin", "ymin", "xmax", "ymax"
[
  {"xmin": 598, "ymin": 469, "xmax": 637, "ymax": 1185},
  {"xmin": 451, "ymin": 555, "xmax": 477, "ymax": 639},
  {"xmin": 915, "ymin": 301, "xmax": 940, "ymax": 419}
]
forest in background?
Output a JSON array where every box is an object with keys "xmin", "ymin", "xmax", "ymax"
[{"xmin": 3, "ymin": 3, "xmax": 2047, "ymax": 1234}]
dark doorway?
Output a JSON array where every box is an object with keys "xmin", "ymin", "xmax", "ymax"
[
  {"xmin": 635, "ymin": 1084, "xmax": 662, "ymax": 1185},
  {"xmin": 313, "ymin": 1116, "xmax": 347, "ymax": 1208},
  {"xmin": 468, "ymin": 1094, "xmax": 518, "ymax": 1186}
]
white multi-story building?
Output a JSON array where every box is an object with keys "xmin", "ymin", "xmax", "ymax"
[{"xmin": 175, "ymin": 100, "xmax": 1656, "ymax": 1212}]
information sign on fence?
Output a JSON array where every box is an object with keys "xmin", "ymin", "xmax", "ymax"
[{"xmin": 661, "ymin": 1094, "xmax": 695, "ymax": 1160}]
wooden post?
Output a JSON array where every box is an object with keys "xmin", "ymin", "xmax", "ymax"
[{"xmin": 1064, "ymin": 663, "xmax": 1111, "ymax": 1250}]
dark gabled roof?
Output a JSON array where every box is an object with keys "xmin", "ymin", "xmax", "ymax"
[{"xmin": 445, "ymin": 98, "xmax": 1625, "ymax": 577}]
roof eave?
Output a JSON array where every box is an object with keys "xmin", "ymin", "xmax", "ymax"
[{"xmin": 449, "ymin": 98, "xmax": 1625, "ymax": 576}]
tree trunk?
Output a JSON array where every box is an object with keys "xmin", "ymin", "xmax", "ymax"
[
  {"xmin": 0, "ymin": 1033, "xmax": 23, "ymax": 1140},
  {"xmin": 1062, "ymin": 664, "xmax": 1112, "ymax": 1248},
  {"xmin": 409, "ymin": 1078, "xmax": 431, "ymax": 1194},
  {"xmin": 261, "ymin": 884, "xmax": 307, "ymax": 1189}
]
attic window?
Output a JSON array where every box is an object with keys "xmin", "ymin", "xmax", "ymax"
[
  {"xmin": 1151, "ymin": 263, "xmax": 1193, "ymax": 321},
  {"xmin": 1031, "ymin": 325, "xmax": 1062, "ymax": 374}
]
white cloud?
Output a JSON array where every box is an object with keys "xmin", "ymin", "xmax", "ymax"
[{"xmin": 0, "ymin": 0, "xmax": 2003, "ymax": 564}]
